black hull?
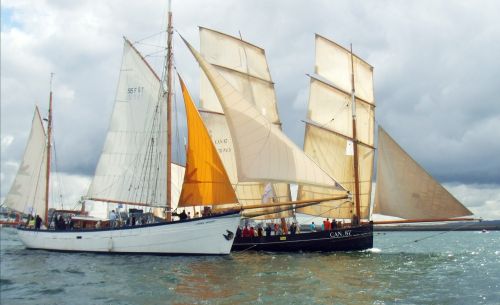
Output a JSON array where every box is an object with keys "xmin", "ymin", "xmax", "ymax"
[{"xmin": 231, "ymin": 223, "xmax": 373, "ymax": 252}]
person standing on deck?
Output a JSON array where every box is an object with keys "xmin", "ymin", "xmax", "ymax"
[
  {"xmin": 265, "ymin": 224, "xmax": 272, "ymax": 237},
  {"xmin": 34, "ymin": 215, "xmax": 42, "ymax": 230},
  {"xmin": 109, "ymin": 210, "xmax": 117, "ymax": 228},
  {"xmin": 249, "ymin": 226, "xmax": 255, "ymax": 237},
  {"xmin": 242, "ymin": 226, "xmax": 250, "ymax": 237}
]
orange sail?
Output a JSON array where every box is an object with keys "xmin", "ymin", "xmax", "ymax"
[{"xmin": 178, "ymin": 77, "xmax": 238, "ymax": 206}]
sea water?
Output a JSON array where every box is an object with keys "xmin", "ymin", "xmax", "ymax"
[{"xmin": 1, "ymin": 228, "xmax": 499, "ymax": 305}]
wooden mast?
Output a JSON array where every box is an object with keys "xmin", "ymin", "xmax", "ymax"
[
  {"xmin": 165, "ymin": 0, "xmax": 173, "ymax": 221},
  {"xmin": 350, "ymin": 44, "xmax": 361, "ymax": 223},
  {"xmin": 44, "ymin": 73, "xmax": 54, "ymax": 226}
]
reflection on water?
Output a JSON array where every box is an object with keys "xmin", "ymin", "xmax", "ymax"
[{"xmin": 1, "ymin": 228, "xmax": 499, "ymax": 305}]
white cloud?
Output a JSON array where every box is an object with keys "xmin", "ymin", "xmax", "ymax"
[
  {"xmin": 1, "ymin": 135, "xmax": 14, "ymax": 153},
  {"xmin": 48, "ymin": 173, "xmax": 91, "ymax": 211},
  {"xmin": 444, "ymin": 183, "xmax": 500, "ymax": 220}
]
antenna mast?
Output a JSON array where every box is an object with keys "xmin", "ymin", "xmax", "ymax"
[{"xmin": 44, "ymin": 73, "xmax": 54, "ymax": 226}]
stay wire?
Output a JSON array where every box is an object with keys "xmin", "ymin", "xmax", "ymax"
[
  {"xmin": 133, "ymin": 30, "xmax": 167, "ymax": 45},
  {"xmin": 379, "ymin": 221, "xmax": 480, "ymax": 251}
]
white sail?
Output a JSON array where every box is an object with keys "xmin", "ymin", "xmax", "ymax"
[
  {"xmin": 87, "ymin": 39, "xmax": 168, "ymax": 207},
  {"xmin": 199, "ymin": 28, "xmax": 290, "ymax": 212},
  {"xmin": 183, "ymin": 37, "xmax": 343, "ymax": 190},
  {"xmin": 3, "ymin": 107, "xmax": 47, "ymax": 216},
  {"xmin": 200, "ymin": 27, "xmax": 280, "ymax": 123},
  {"xmin": 374, "ymin": 127, "xmax": 472, "ymax": 219},
  {"xmin": 306, "ymin": 77, "xmax": 375, "ymax": 145},
  {"xmin": 315, "ymin": 34, "xmax": 374, "ymax": 104},
  {"xmin": 297, "ymin": 35, "xmax": 375, "ymax": 219},
  {"xmin": 199, "ymin": 111, "xmax": 264, "ymax": 203}
]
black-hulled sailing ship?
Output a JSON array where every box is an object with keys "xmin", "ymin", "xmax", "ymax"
[{"xmin": 185, "ymin": 30, "xmax": 472, "ymax": 252}]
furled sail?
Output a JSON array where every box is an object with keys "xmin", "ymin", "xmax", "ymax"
[
  {"xmin": 87, "ymin": 38, "xmax": 182, "ymax": 207},
  {"xmin": 3, "ymin": 107, "xmax": 47, "ymax": 216},
  {"xmin": 177, "ymin": 77, "xmax": 238, "ymax": 206},
  {"xmin": 199, "ymin": 27, "xmax": 290, "ymax": 218},
  {"xmin": 182, "ymin": 36, "xmax": 344, "ymax": 190},
  {"xmin": 374, "ymin": 127, "xmax": 472, "ymax": 219},
  {"xmin": 297, "ymin": 34, "xmax": 375, "ymax": 219}
]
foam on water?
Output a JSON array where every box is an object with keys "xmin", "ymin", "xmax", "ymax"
[{"xmin": 366, "ymin": 247, "xmax": 382, "ymax": 253}]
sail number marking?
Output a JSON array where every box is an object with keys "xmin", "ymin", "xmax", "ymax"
[{"xmin": 127, "ymin": 86, "xmax": 145, "ymax": 96}]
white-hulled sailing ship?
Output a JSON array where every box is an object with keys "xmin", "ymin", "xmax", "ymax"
[{"xmin": 5, "ymin": 7, "xmax": 242, "ymax": 255}]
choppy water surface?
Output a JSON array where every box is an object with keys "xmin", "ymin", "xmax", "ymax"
[{"xmin": 1, "ymin": 228, "xmax": 499, "ymax": 305}]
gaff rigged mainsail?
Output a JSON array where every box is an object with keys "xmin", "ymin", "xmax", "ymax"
[{"xmin": 297, "ymin": 34, "xmax": 376, "ymax": 220}]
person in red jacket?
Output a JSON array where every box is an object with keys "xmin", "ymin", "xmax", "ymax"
[
  {"xmin": 249, "ymin": 226, "xmax": 255, "ymax": 237},
  {"xmin": 242, "ymin": 226, "xmax": 250, "ymax": 237}
]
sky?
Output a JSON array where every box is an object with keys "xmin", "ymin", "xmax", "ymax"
[{"xmin": 1, "ymin": 0, "xmax": 499, "ymax": 219}]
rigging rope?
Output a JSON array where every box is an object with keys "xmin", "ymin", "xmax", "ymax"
[
  {"xmin": 50, "ymin": 130, "xmax": 66, "ymax": 209},
  {"xmin": 377, "ymin": 221, "xmax": 480, "ymax": 251},
  {"xmin": 132, "ymin": 30, "xmax": 167, "ymax": 45}
]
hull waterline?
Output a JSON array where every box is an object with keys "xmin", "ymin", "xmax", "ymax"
[
  {"xmin": 231, "ymin": 223, "xmax": 373, "ymax": 252},
  {"xmin": 17, "ymin": 212, "xmax": 240, "ymax": 255}
]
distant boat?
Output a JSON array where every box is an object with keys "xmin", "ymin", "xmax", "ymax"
[{"xmin": 3, "ymin": 6, "xmax": 241, "ymax": 255}]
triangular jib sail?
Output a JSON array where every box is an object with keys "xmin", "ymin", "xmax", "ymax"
[
  {"xmin": 87, "ymin": 38, "xmax": 184, "ymax": 208},
  {"xmin": 374, "ymin": 127, "xmax": 472, "ymax": 219},
  {"xmin": 3, "ymin": 107, "xmax": 47, "ymax": 216},
  {"xmin": 177, "ymin": 77, "xmax": 238, "ymax": 207}
]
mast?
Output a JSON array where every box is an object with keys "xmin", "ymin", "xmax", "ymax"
[
  {"xmin": 350, "ymin": 44, "xmax": 361, "ymax": 222},
  {"xmin": 165, "ymin": 0, "xmax": 173, "ymax": 221},
  {"xmin": 44, "ymin": 73, "xmax": 54, "ymax": 226}
]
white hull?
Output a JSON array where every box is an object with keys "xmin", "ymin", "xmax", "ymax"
[{"xmin": 17, "ymin": 212, "xmax": 240, "ymax": 255}]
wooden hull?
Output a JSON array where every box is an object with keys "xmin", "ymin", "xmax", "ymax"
[
  {"xmin": 17, "ymin": 212, "xmax": 240, "ymax": 255},
  {"xmin": 231, "ymin": 223, "xmax": 373, "ymax": 252}
]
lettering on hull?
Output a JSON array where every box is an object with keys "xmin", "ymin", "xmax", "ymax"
[{"xmin": 329, "ymin": 230, "xmax": 352, "ymax": 239}]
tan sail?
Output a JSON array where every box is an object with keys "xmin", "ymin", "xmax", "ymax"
[
  {"xmin": 297, "ymin": 34, "xmax": 375, "ymax": 219},
  {"xmin": 178, "ymin": 77, "xmax": 238, "ymax": 206},
  {"xmin": 298, "ymin": 124, "xmax": 374, "ymax": 219},
  {"xmin": 200, "ymin": 27, "xmax": 281, "ymax": 123},
  {"xmin": 199, "ymin": 27, "xmax": 290, "ymax": 218},
  {"xmin": 3, "ymin": 107, "xmax": 47, "ymax": 216},
  {"xmin": 182, "ymin": 36, "xmax": 344, "ymax": 190},
  {"xmin": 374, "ymin": 127, "xmax": 472, "ymax": 219},
  {"xmin": 315, "ymin": 34, "xmax": 374, "ymax": 104}
]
